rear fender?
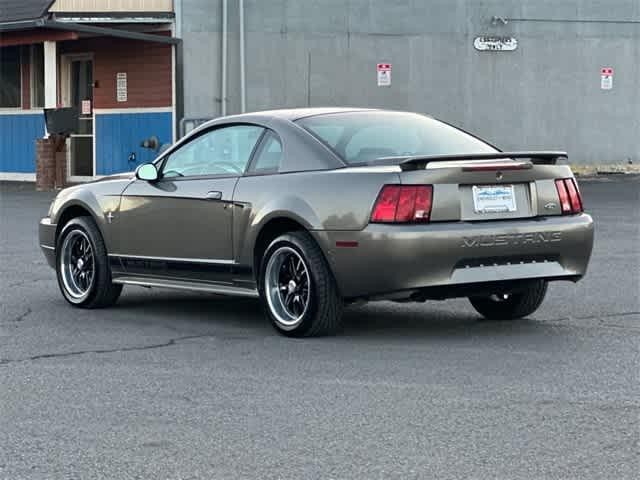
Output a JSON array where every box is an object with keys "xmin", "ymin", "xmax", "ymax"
[{"xmin": 235, "ymin": 195, "xmax": 320, "ymax": 268}]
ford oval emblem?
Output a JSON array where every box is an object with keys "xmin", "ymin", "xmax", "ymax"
[{"xmin": 544, "ymin": 202, "xmax": 557, "ymax": 210}]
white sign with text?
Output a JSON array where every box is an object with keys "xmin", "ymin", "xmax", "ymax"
[{"xmin": 116, "ymin": 72, "xmax": 128, "ymax": 102}]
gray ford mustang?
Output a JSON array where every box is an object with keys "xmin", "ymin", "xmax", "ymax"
[{"xmin": 40, "ymin": 108, "xmax": 594, "ymax": 336}]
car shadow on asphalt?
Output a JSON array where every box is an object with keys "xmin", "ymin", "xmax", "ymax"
[{"xmin": 113, "ymin": 289, "xmax": 547, "ymax": 342}]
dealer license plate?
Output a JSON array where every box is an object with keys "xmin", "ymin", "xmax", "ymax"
[{"xmin": 472, "ymin": 185, "xmax": 517, "ymax": 213}]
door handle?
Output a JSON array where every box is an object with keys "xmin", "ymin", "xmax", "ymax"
[{"xmin": 205, "ymin": 191, "xmax": 223, "ymax": 201}]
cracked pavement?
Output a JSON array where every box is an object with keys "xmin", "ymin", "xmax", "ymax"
[{"xmin": 1, "ymin": 178, "xmax": 639, "ymax": 479}]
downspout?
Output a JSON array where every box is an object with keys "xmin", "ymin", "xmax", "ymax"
[
  {"xmin": 173, "ymin": 0, "xmax": 183, "ymax": 139},
  {"xmin": 174, "ymin": 0, "xmax": 182, "ymax": 37},
  {"xmin": 221, "ymin": 0, "xmax": 228, "ymax": 116},
  {"xmin": 239, "ymin": 0, "xmax": 246, "ymax": 113}
]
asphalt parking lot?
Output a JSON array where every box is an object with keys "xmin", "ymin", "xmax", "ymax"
[{"xmin": 1, "ymin": 177, "xmax": 638, "ymax": 479}]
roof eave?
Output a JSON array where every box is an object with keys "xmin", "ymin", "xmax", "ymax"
[
  {"xmin": 0, "ymin": 18, "xmax": 45, "ymax": 32},
  {"xmin": 0, "ymin": 18, "xmax": 180, "ymax": 44}
]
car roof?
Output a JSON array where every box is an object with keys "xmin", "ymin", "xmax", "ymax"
[
  {"xmin": 222, "ymin": 107, "xmax": 380, "ymax": 122},
  {"xmin": 172, "ymin": 108, "xmax": 430, "ymax": 173},
  {"xmin": 184, "ymin": 107, "xmax": 384, "ymax": 142}
]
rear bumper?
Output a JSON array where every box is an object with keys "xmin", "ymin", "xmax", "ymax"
[
  {"xmin": 39, "ymin": 217, "xmax": 57, "ymax": 268},
  {"xmin": 314, "ymin": 214, "xmax": 594, "ymax": 299}
]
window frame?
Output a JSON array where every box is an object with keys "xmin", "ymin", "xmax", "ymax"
[
  {"xmin": 29, "ymin": 44, "xmax": 44, "ymax": 109},
  {"xmin": 155, "ymin": 122, "xmax": 266, "ymax": 182},
  {"xmin": 244, "ymin": 129, "xmax": 283, "ymax": 177}
]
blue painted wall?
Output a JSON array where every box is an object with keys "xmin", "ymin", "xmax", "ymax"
[
  {"xmin": 0, "ymin": 113, "xmax": 45, "ymax": 173},
  {"xmin": 95, "ymin": 112, "xmax": 172, "ymax": 175}
]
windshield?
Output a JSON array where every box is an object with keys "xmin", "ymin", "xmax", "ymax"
[{"xmin": 297, "ymin": 111, "xmax": 498, "ymax": 165}]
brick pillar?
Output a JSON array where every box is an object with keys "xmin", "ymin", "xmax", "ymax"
[
  {"xmin": 35, "ymin": 138, "xmax": 56, "ymax": 191},
  {"xmin": 55, "ymin": 145, "xmax": 67, "ymax": 189}
]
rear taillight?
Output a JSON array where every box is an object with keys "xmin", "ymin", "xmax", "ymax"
[
  {"xmin": 371, "ymin": 185, "xmax": 433, "ymax": 223},
  {"xmin": 555, "ymin": 178, "xmax": 583, "ymax": 214}
]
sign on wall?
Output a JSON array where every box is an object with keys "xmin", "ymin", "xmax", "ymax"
[
  {"xmin": 116, "ymin": 72, "xmax": 128, "ymax": 102},
  {"xmin": 600, "ymin": 67, "xmax": 613, "ymax": 90},
  {"xmin": 474, "ymin": 36, "xmax": 518, "ymax": 51},
  {"xmin": 81, "ymin": 99, "xmax": 91, "ymax": 115},
  {"xmin": 377, "ymin": 63, "xmax": 392, "ymax": 87}
]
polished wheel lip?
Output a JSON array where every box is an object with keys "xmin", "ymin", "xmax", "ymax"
[
  {"xmin": 265, "ymin": 246, "xmax": 311, "ymax": 328},
  {"xmin": 60, "ymin": 229, "xmax": 95, "ymax": 300}
]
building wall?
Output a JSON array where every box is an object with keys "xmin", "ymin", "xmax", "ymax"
[
  {"xmin": 60, "ymin": 35, "xmax": 174, "ymax": 175},
  {"xmin": 60, "ymin": 36, "xmax": 172, "ymax": 109},
  {"xmin": 0, "ymin": 113, "xmax": 45, "ymax": 173},
  {"xmin": 180, "ymin": 0, "xmax": 640, "ymax": 164},
  {"xmin": 0, "ymin": 44, "xmax": 43, "ymax": 174},
  {"xmin": 49, "ymin": 0, "xmax": 173, "ymax": 12},
  {"xmin": 95, "ymin": 110, "xmax": 172, "ymax": 174}
]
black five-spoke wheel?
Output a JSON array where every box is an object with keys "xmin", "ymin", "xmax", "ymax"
[
  {"xmin": 265, "ymin": 246, "xmax": 311, "ymax": 326},
  {"xmin": 469, "ymin": 280, "xmax": 548, "ymax": 321},
  {"xmin": 260, "ymin": 232, "xmax": 343, "ymax": 337},
  {"xmin": 60, "ymin": 230, "xmax": 95, "ymax": 299},
  {"xmin": 56, "ymin": 216, "xmax": 122, "ymax": 308}
]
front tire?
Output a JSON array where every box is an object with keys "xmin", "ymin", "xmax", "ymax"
[
  {"xmin": 259, "ymin": 231, "xmax": 343, "ymax": 337},
  {"xmin": 469, "ymin": 280, "xmax": 548, "ymax": 320},
  {"xmin": 56, "ymin": 216, "xmax": 122, "ymax": 308}
]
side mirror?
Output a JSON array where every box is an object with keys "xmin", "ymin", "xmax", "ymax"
[{"xmin": 136, "ymin": 163, "xmax": 158, "ymax": 182}]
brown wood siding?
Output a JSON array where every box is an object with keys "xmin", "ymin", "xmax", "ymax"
[{"xmin": 60, "ymin": 36, "xmax": 172, "ymax": 109}]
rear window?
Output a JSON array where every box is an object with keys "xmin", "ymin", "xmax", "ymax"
[{"xmin": 297, "ymin": 111, "xmax": 497, "ymax": 165}]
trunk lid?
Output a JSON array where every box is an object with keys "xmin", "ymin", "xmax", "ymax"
[{"xmin": 392, "ymin": 153, "xmax": 574, "ymax": 222}]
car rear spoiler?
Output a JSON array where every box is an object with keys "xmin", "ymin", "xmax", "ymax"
[{"xmin": 398, "ymin": 151, "xmax": 568, "ymax": 171}]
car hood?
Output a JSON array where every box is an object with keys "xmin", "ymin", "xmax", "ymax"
[
  {"xmin": 88, "ymin": 172, "xmax": 135, "ymax": 183},
  {"xmin": 58, "ymin": 172, "xmax": 134, "ymax": 197}
]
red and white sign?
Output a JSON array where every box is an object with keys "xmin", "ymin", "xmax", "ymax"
[
  {"xmin": 601, "ymin": 67, "xmax": 613, "ymax": 90},
  {"xmin": 377, "ymin": 63, "xmax": 392, "ymax": 87}
]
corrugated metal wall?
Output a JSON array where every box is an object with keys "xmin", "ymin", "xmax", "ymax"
[{"xmin": 49, "ymin": 0, "xmax": 173, "ymax": 12}]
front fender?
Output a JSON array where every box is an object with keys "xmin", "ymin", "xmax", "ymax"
[{"xmin": 49, "ymin": 179, "xmax": 131, "ymax": 250}]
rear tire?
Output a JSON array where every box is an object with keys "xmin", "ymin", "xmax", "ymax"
[
  {"xmin": 56, "ymin": 216, "xmax": 122, "ymax": 308},
  {"xmin": 469, "ymin": 280, "xmax": 548, "ymax": 320},
  {"xmin": 259, "ymin": 231, "xmax": 343, "ymax": 337}
]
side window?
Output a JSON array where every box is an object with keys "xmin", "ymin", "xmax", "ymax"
[
  {"xmin": 162, "ymin": 125, "xmax": 264, "ymax": 178},
  {"xmin": 248, "ymin": 131, "xmax": 283, "ymax": 174}
]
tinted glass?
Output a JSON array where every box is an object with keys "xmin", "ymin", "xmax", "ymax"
[
  {"xmin": 0, "ymin": 46, "xmax": 21, "ymax": 108},
  {"xmin": 297, "ymin": 112, "xmax": 497, "ymax": 164},
  {"xmin": 163, "ymin": 125, "xmax": 264, "ymax": 177},
  {"xmin": 250, "ymin": 131, "xmax": 282, "ymax": 174}
]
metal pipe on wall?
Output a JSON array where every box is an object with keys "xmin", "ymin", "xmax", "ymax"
[
  {"xmin": 221, "ymin": 0, "xmax": 228, "ymax": 116},
  {"xmin": 239, "ymin": 0, "xmax": 246, "ymax": 113},
  {"xmin": 174, "ymin": 0, "xmax": 182, "ymax": 37}
]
